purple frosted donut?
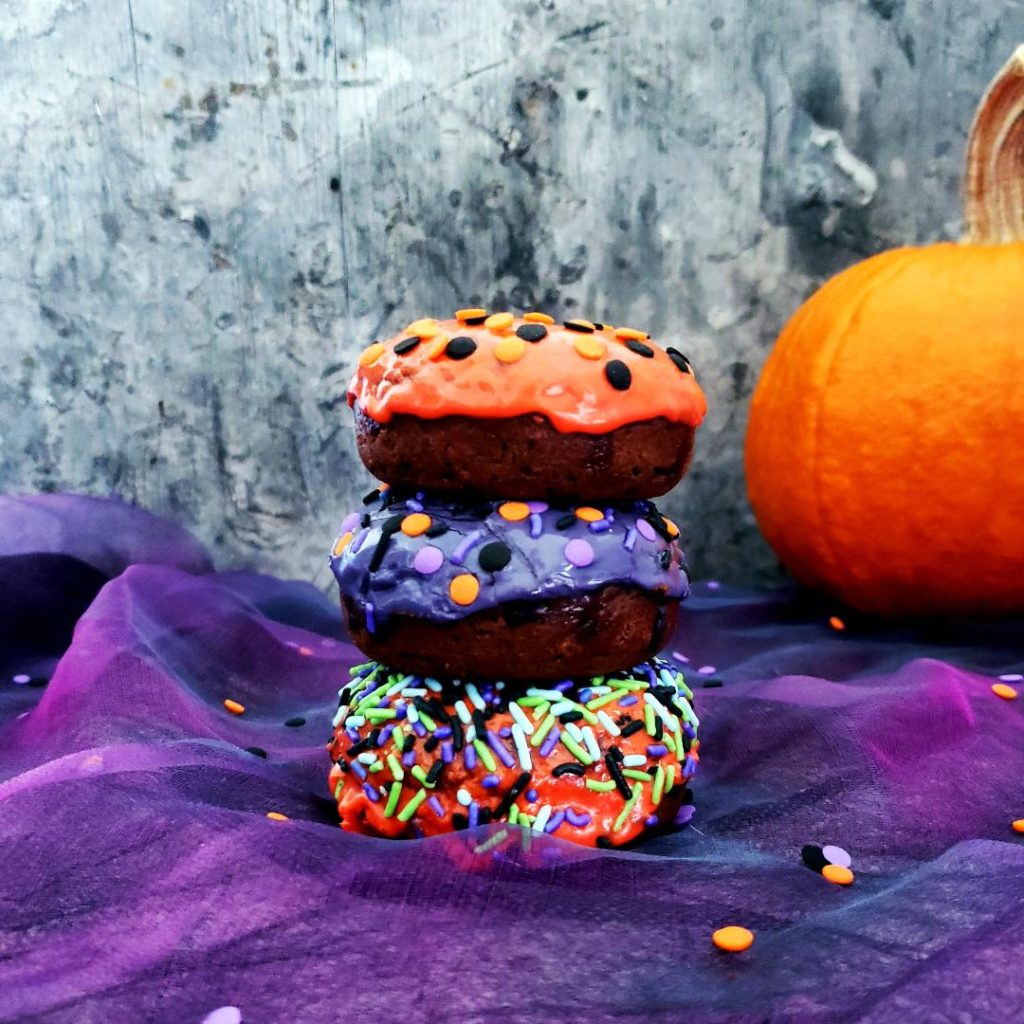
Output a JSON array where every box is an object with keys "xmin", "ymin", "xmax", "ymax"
[{"xmin": 330, "ymin": 488, "xmax": 690, "ymax": 681}]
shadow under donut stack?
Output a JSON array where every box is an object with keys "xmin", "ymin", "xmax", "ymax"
[{"xmin": 327, "ymin": 309, "xmax": 707, "ymax": 848}]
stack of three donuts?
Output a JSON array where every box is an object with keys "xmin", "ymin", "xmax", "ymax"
[{"xmin": 327, "ymin": 310, "xmax": 707, "ymax": 848}]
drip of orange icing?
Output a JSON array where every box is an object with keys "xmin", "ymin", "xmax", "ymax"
[{"xmin": 347, "ymin": 316, "xmax": 707, "ymax": 434}]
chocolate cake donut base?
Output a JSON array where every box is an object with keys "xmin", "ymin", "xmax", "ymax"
[
  {"xmin": 353, "ymin": 405, "xmax": 696, "ymax": 501},
  {"xmin": 342, "ymin": 585, "xmax": 678, "ymax": 682}
]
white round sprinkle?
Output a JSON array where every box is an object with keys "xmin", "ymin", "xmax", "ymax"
[
  {"xmin": 12, "ymin": 674, "xmax": 30, "ymax": 685},
  {"xmin": 457, "ymin": 788, "xmax": 472, "ymax": 807},
  {"xmin": 202, "ymin": 1009, "xmax": 242, "ymax": 1024},
  {"xmin": 697, "ymin": 665, "xmax": 717, "ymax": 675},
  {"xmin": 822, "ymin": 844, "xmax": 852, "ymax": 868},
  {"xmin": 999, "ymin": 673, "xmax": 1023, "ymax": 682}
]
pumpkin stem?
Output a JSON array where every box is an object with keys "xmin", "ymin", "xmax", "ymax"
[{"xmin": 964, "ymin": 45, "xmax": 1024, "ymax": 243}]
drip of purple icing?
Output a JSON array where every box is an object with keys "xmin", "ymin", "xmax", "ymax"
[{"xmin": 329, "ymin": 491, "xmax": 689, "ymax": 627}]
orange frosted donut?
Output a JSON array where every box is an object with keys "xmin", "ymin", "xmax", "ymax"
[{"xmin": 347, "ymin": 311, "xmax": 707, "ymax": 500}]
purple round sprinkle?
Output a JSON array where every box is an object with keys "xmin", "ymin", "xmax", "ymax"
[
  {"xmin": 340, "ymin": 512, "xmax": 360, "ymax": 534},
  {"xmin": 635, "ymin": 519, "xmax": 657, "ymax": 542},
  {"xmin": 12, "ymin": 674, "xmax": 30, "ymax": 685},
  {"xmin": 482, "ymin": 774, "xmax": 501, "ymax": 789},
  {"xmin": 412, "ymin": 545, "xmax": 444, "ymax": 575},
  {"xmin": 450, "ymin": 530, "xmax": 483, "ymax": 565},
  {"xmin": 999, "ymin": 673, "xmax": 1024, "ymax": 682},
  {"xmin": 527, "ymin": 501, "xmax": 549, "ymax": 513},
  {"xmin": 564, "ymin": 538, "xmax": 595, "ymax": 568},
  {"xmin": 497, "ymin": 726, "xmax": 511, "ymax": 738},
  {"xmin": 405, "ymin": 498, "xmax": 424, "ymax": 512},
  {"xmin": 645, "ymin": 814, "xmax": 659, "ymax": 827},
  {"xmin": 672, "ymin": 650, "xmax": 689, "ymax": 664},
  {"xmin": 675, "ymin": 804, "xmax": 696, "ymax": 826},
  {"xmin": 526, "ymin": 788, "xmax": 538, "ymax": 803},
  {"xmin": 697, "ymin": 665, "xmax": 716, "ymax": 676},
  {"xmin": 707, "ymin": 580, "xmax": 721, "ymax": 590}
]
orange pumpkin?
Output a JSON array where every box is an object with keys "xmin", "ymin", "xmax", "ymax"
[{"xmin": 745, "ymin": 48, "xmax": 1024, "ymax": 617}]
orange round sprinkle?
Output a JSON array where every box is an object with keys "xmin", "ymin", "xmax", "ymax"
[
  {"xmin": 601, "ymin": 324, "xmax": 615, "ymax": 333},
  {"xmin": 498, "ymin": 501, "xmax": 530, "ymax": 522},
  {"xmin": 494, "ymin": 336, "xmax": 526, "ymax": 363},
  {"xmin": 574, "ymin": 335, "xmax": 606, "ymax": 360},
  {"xmin": 449, "ymin": 573, "xmax": 480, "ymax": 606},
  {"xmin": 358, "ymin": 343, "xmax": 385, "ymax": 367},
  {"xmin": 223, "ymin": 699, "xmax": 245, "ymax": 715},
  {"xmin": 405, "ymin": 318, "xmax": 439, "ymax": 338},
  {"xmin": 662, "ymin": 516, "xmax": 680, "ymax": 537},
  {"xmin": 427, "ymin": 338, "xmax": 448, "ymax": 360},
  {"xmin": 523, "ymin": 311, "xmax": 554, "ymax": 324},
  {"xmin": 575, "ymin": 506, "xmax": 604, "ymax": 523},
  {"xmin": 1012, "ymin": 819, "xmax": 1024, "ymax": 834},
  {"xmin": 332, "ymin": 531, "xmax": 353, "ymax": 556},
  {"xmin": 993, "ymin": 683, "xmax": 1019, "ymax": 700},
  {"xmin": 401, "ymin": 513, "xmax": 432, "ymax": 537},
  {"xmin": 484, "ymin": 311, "xmax": 514, "ymax": 332},
  {"xmin": 829, "ymin": 615, "xmax": 846, "ymax": 631},
  {"xmin": 615, "ymin": 326, "xmax": 649, "ymax": 341},
  {"xmin": 822, "ymin": 864, "xmax": 855, "ymax": 885},
  {"xmin": 455, "ymin": 307, "xmax": 487, "ymax": 321},
  {"xmin": 712, "ymin": 926, "xmax": 754, "ymax": 952},
  {"xmin": 266, "ymin": 811, "xmax": 289, "ymax": 821}
]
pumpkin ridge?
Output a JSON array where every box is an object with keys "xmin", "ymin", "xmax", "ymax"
[{"xmin": 803, "ymin": 249, "xmax": 920, "ymax": 596}]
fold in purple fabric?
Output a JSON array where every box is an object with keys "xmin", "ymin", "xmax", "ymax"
[{"xmin": 1, "ymin": 495, "xmax": 1022, "ymax": 1023}]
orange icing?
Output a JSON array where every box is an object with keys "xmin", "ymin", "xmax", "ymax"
[{"xmin": 348, "ymin": 316, "xmax": 707, "ymax": 434}]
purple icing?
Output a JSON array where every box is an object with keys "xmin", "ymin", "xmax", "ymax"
[
  {"xmin": 526, "ymin": 501, "xmax": 549, "ymax": 513},
  {"xmin": 330, "ymin": 491, "xmax": 689, "ymax": 628},
  {"xmin": 340, "ymin": 512, "xmax": 360, "ymax": 534}
]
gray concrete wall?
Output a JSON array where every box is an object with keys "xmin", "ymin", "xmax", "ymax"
[{"xmin": 2, "ymin": 0, "xmax": 1021, "ymax": 589}]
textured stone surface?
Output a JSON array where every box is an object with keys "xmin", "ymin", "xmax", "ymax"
[{"xmin": 1, "ymin": 0, "xmax": 1021, "ymax": 589}]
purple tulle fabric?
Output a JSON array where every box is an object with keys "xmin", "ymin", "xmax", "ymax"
[{"xmin": 1, "ymin": 494, "xmax": 1023, "ymax": 1023}]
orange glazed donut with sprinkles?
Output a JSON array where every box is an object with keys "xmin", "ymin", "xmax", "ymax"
[
  {"xmin": 348, "ymin": 310, "xmax": 707, "ymax": 500},
  {"xmin": 327, "ymin": 306, "xmax": 705, "ymax": 849}
]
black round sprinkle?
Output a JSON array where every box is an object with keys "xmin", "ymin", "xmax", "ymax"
[
  {"xmin": 244, "ymin": 746, "xmax": 268, "ymax": 758},
  {"xmin": 478, "ymin": 541, "xmax": 512, "ymax": 573},
  {"xmin": 424, "ymin": 522, "xmax": 449, "ymax": 538},
  {"xmin": 702, "ymin": 679, "xmax": 724, "ymax": 689},
  {"xmin": 381, "ymin": 514, "xmax": 404, "ymax": 536},
  {"xmin": 657, "ymin": 549, "xmax": 671, "ymax": 569},
  {"xmin": 667, "ymin": 347, "xmax": 692, "ymax": 374},
  {"xmin": 596, "ymin": 835, "xmax": 613, "ymax": 848},
  {"xmin": 801, "ymin": 844, "xmax": 829, "ymax": 873},
  {"xmin": 463, "ymin": 315, "xmax": 486, "ymax": 326},
  {"xmin": 592, "ymin": 322, "xmax": 605, "ymax": 331},
  {"xmin": 564, "ymin": 319, "xmax": 594, "ymax": 333},
  {"xmin": 605, "ymin": 359, "xmax": 632, "ymax": 391},
  {"xmin": 555, "ymin": 512, "xmax": 577, "ymax": 530},
  {"xmin": 625, "ymin": 339, "xmax": 654, "ymax": 358},
  {"xmin": 393, "ymin": 336, "xmax": 420, "ymax": 355},
  {"xmin": 516, "ymin": 323, "xmax": 548, "ymax": 342},
  {"xmin": 329, "ymin": 176, "xmax": 341, "ymax": 192},
  {"xmin": 446, "ymin": 336, "xmax": 477, "ymax": 360},
  {"xmin": 285, "ymin": 716, "xmax": 306, "ymax": 728}
]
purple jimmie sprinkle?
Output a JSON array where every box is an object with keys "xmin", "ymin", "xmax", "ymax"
[
  {"xmin": 498, "ymin": 726, "xmax": 512, "ymax": 739},
  {"xmin": 545, "ymin": 810, "xmax": 566, "ymax": 834},
  {"xmin": 362, "ymin": 782, "xmax": 380, "ymax": 803},
  {"xmin": 539, "ymin": 726, "xmax": 560, "ymax": 759},
  {"xmin": 378, "ymin": 725, "xmax": 394, "ymax": 746},
  {"xmin": 401, "ymin": 750, "xmax": 416, "ymax": 767},
  {"xmin": 529, "ymin": 513, "xmax": 543, "ymax": 538},
  {"xmin": 468, "ymin": 801, "xmax": 479, "ymax": 828},
  {"xmin": 578, "ymin": 688, "xmax": 593, "ymax": 703},
  {"xmin": 588, "ymin": 519, "xmax": 611, "ymax": 534},
  {"xmin": 604, "ymin": 508, "xmax": 616, "ymax": 523},
  {"xmin": 434, "ymin": 725, "xmax": 452, "ymax": 739},
  {"xmin": 617, "ymin": 694, "xmax": 638, "ymax": 708},
  {"xmin": 647, "ymin": 743, "xmax": 669, "ymax": 758},
  {"xmin": 365, "ymin": 602, "xmax": 376, "ymax": 634},
  {"xmin": 622, "ymin": 527, "xmax": 638, "ymax": 552},
  {"xmin": 412, "ymin": 721, "xmax": 427, "ymax": 738},
  {"xmin": 428, "ymin": 796, "xmax": 445, "ymax": 818},
  {"xmin": 450, "ymin": 530, "xmax": 483, "ymax": 565},
  {"xmin": 645, "ymin": 814, "xmax": 659, "ymax": 827},
  {"xmin": 395, "ymin": 705, "xmax": 408, "ymax": 720},
  {"xmin": 675, "ymin": 804, "xmax": 696, "ymax": 826},
  {"xmin": 682, "ymin": 723, "xmax": 696, "ymax": 738},
  {"xmin": 565, "ymin": 808, "xmax": 591, "ymax": 827},
  {"xmin": 481, "ymin": 773, "xmax": 501, "ymax": 789},
  {"xmin": 350, "ymin": 760, "xmax": 368, "ymax": 780},
  {"xmin": 441, "ymin": 741, "xmax": 454, "ymax": 764},
  {"xmin": 487, "ymin": 731, "xmax": 516, "ymax": 769},
  {"xmin": 683, "ymin": 756, "xmax": 698, "ymax": 778},
  {"xmin": 405, "ymin": 498, "xmax": 424, "ymax": 512},
  {"xmin": 349, "ymin": 528, "xmax": 369, "ymax": 554},
  {"xmin": 555, "ymin": 680, "xmax": 574, "ymax": 692},
  {"xmin": 464, "ymin": 745, "xmax": 477, "ymax": 771}
]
